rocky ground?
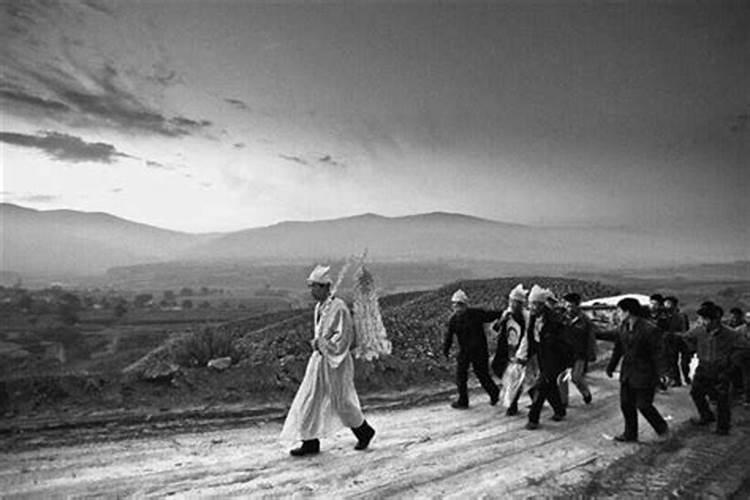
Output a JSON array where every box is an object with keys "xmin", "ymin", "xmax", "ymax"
[{"xmin": 2, "ymin": 371, "xmax": 749, "ymax": 499}]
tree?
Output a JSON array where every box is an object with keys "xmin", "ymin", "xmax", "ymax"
[
  {"xmin": 179, "ymin": 287, "xmax": 194, "ymax": 297},
  {"xmin": 57, "ymin": 292, "xmax": 81, "ymax": 325},
  {"xmin": 181, "ymin": 299, "xmax": 194, "ymax": 309},
  {"xmin": 113, "ymin": 301, "xmax": 128, "ymax": 319},
  {"xmin": 163, "ymin": 290, "xmax": 176, "ymax": 302},
  {"xmin": 134, "ymin": 293, "xmax": 154, "ymax": 308}
]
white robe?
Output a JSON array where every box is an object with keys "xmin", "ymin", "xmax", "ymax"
[{"xmin": 279, "ymin": 296, "xmax": 365, "ymax": 442}]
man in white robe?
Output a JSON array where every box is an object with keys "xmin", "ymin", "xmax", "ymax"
[{"xmin": 280, "ymin": 264, "xmax": 375, "ymax": 457}]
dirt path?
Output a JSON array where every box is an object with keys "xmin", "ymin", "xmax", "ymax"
[{"xmin": 1, "ymin": 373, "xmax": 748, "ymax": 498}]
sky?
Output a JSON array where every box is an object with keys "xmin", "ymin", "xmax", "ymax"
[{"xmin": 1, "ymin": 0, "xmax": 748, "ymax": 238}]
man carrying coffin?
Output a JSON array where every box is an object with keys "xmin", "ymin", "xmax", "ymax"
[
  {"xmin": 444, "ymin": 289, "xmax": 503, "ymax": 409},
  {"xmin": 280, "ymin": 265, "xmax": 375, "ymax": 456}
]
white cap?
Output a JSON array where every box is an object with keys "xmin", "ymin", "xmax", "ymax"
[
  {"xmin": 306, "ymin": 264, "xmax": 332, "ymax": 285},
  {"xmin": 508, "ymin": 283, "xmax": 528, "ymax": 302},
  {"xmin": 451, "ymin": 289, "xmax": 469, "ymax": 304},
  {"xmin": 528, "ymin": 284, "xmax": 551, "ymax": 304}
]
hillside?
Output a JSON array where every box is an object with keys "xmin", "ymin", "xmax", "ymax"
[{"xmin": 0, "ymin": 204, "xmax": 215, "ymax": 276}]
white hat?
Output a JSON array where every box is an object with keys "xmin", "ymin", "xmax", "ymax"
[
  {"xmin": 451, "ymin": 289, "xmax": 469, "ymax": 304},
  {"xmin": 508, "ymin": 283, "xmax": 528, "ymax": 302},
  {"xmin": 306, "ymin": 264, "xmax": 332, "ymax": 285},
  {"xmin": 528, "ymin": 284, "xmax": 551, "ymax": 304}
]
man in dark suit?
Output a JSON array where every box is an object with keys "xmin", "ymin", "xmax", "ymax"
[
  {"xmin": 516, "ymin": 285, "xmax": 571, "ymax": 430},
  {"xmin": 443, "ymin": 289, "xmax": 503, "ymax": 409},
  {"xmin": 606, "ymin": 297, "xmax": 669, "ymax": 442}
]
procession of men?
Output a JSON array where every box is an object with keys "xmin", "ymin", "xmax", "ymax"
[{"xmin": 284, "ymin": 265, "xmax": 750, "ymax": 456}]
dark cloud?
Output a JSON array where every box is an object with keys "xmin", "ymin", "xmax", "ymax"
[
  {"xmin": 233, "ymin": 142, "xmax": 246, "ymax": 149},
  {"xmin": 225, "ymin": 98, "xmax": 250, "ymax": 111},
  {"xmin": 279, "ymin": 154, "xmax": 310, "ymax": 166},
  {"xmin": 4, "ymin": 4, "xmax": 210, "ymax": 138},
  {"xmin": 145, "ymin": 159, "xmax": 175, "ymax": 170},
  {"xmin": 0, "ymin": 130, "xmax": 131, "ymax": 163},
  {"xmin": 729, "ymin": 110, "xmax": 749, "ymax": 133},
  {"xmin": 111, "ymin": 188, "xmax": 123, "ymax": 193},
  {"xmin": 279, "ymin": 153, "xmax": 347, "ymax": 169},
  {"xmin": 19, "ymin": 194, "xmax": 60, "ymax": 203},
  {"xmin": 318, "ymin": 154, "xmax": 346, "ymax": 168},
  {"xmin": 0, "ymin": 89, "xmax": 71, "ymax": 113}
]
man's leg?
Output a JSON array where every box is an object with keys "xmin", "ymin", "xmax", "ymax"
[
  {"xmin": 741, "ymin": 351, "xmax": 750, "ymax": 404},
  {"xmin": 715, "ymin": 376, "xmax": 731, "ymax": 434},
  {"xmin": 471, "ymin": 353, "xmax": 499, "ymax": 403},
  {"xmin": 635, "ymin": 386, "xmax": 668, "ymax": 435},
  {"xmin": 678, "ymin": 340, "xmax": 693, "ymax": 384},
  {"xmin": 454, "ymin": 353, "xmax": 470, "ymax": 407},
  {"xmin": 557, "ymin": 370, "xmax": 569, "ymax": 408},
  {"xmin": 690, "ymin": 369, "xmax": 716, "ymax": 422},
  {"xmin": 546, "ymin": 373, "xmax": 567, "ymax": 418},
  {"xmin": 527, "ymin": 380, "xmax": 546, "ymax": 425},
  {"xmin": 619, "ymin": 381, "xmax": 638, "ymax": 440},
  {"xmin": 571, "ymin": 359, "xmax": 592, "ymax": 403}
]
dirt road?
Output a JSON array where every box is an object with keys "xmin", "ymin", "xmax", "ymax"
[{"xmin": 1, "ymin": 373, "xmax": 749, "ymax": 498}]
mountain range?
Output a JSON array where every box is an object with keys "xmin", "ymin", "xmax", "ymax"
[{"xmin": 1, "ymin": 203, "xmax": 745, "ymax": 278}]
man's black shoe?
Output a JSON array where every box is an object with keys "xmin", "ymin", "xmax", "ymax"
[
  {"xmin": 613, "ymin": 434, "xmax": 638, "ymax": 443},
  {"xmin": 351, "ymin": 420, "xmax": 375, "ymax": 450},
  {"xmin": 451, "ymin": 401, "xmax": 469, "ymax": 409},
  {"xmin": 550, "ymin": 413, "xmax": 565, "ymax": 422},
  {"xmin": 290, "ymin": 439, "xmax": 320, "ymax": 457},
  {"xmin": 525, "ymin": 421, "xmax": 539, "ymax": 430},
  {"xmin": 583, "ymin": 393, "xmax": 592, "ymax": 405},
  {"xmin": 505, "ymin": 406, "xmax": 519, "ymax": 417},
  {"xmin": 490, "ymin": 393, "xmax": 499, "ymax": 406}
]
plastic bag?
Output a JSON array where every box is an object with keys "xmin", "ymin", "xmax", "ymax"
[{"xmin": 500, "ymin": 362, "xmax": 526, "ymax": 408}]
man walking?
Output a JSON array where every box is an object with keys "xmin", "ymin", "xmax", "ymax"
[
  {"xmin": 558, "ymin": 292, "xmax": 594, "ymax": 406},
  {"xmin": 606, "ymin": 297, "xmax": 669, "ymax": 442},
  {"xmin": 663, "ymin": 296, "xmax": 692, "ymax": 386},
  {"xmin": 444, "ymin": 289, "xmax": 502, "ymax": 409},
  {"xmin": 491, "ymin": 283, "xmax": 529, "ymax": 416},
  {"xmin": 679, "ymin": 303, "xmax": 748, "ymax": 435},
  {"xmin": 280, "ymin": 265, "xmax": 375, "ymax": 456},
  {"xmin": 516, "ymin": 285, "xmax": 570, "ymax": 430}
]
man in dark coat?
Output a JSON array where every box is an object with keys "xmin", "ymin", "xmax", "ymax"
[
  {"xmin": 558, "ymin": 292, "xmax": 594, "ymax": 406},
  {"xmin": 443, "ymin": 289, "xmax": 502, "ymax": 409},
  {"xmin": 663, "ymin": 296, "xmax": 692, "ymax": 386},
  {"xmin": 516, "ymin": 285, "xmax": 571, "ymax": 430},
  {"xmin": 606, "ymin": 297, "xmax": 670, "ymax": 442},
  {"xmin": 678, "ymin": 303, "xmax": 749, "ymax": 435},
  {"xmin": 648, "ymin": 294, "xmax": 671, "ymax": 391}
]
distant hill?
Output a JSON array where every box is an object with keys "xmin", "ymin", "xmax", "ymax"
[
  {"xmin": 2, "ymin": 203, "xmax": 746, "ymax": 279},
  {"xmin": 0, "ymin": 203, "xmax": 216, "ymax": 276}
]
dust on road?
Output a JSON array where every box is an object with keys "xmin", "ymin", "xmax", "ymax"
[{"xmin": 1, "ymin": 373, "xmax": 748, "ymax": 498}]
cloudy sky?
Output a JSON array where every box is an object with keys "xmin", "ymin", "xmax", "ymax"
[{"xmin": 1, "ymin": 1, "xmax": 748, "ymax": 238}]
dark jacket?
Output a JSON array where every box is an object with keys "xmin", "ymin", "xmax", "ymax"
[
  {"xmin": 564, "ymin": 311, "xmax": 594, "ymax": 361},
  {"xmin": 679, "ymin": 324, "xmax": 748, "ymax": 375},
  {"xmin": 607, "ymin": 317, "xmax": 662, "ymax": 389},
  {"xmin": 524, "ymin": 309, "xmax": 571, "ymax": 377},
  {"xmin": 444, "ymin": 308, "xmax": 503, "ymax": 356}
]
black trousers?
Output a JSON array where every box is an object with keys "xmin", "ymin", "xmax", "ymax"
[
  {"xmin": 620, "ymin": 381, "xmax": 668, "ymax": 439},
  {"xmin": 665, "ymin": 334, "xmax": 694, "ymax": 384},
  {"xmin": 691, "ymin": 366, "xmax": 731, "ymax": 431},
  {"xmin": 456, "ymin": 350, "xmax": 499, "ymax": 404},
  {"xmin": 528, "ymin": 373, "xmax": 566, "ymax": 423}
]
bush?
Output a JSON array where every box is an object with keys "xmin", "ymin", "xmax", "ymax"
[{"xmin": 171, "ymin": 326, "xmax": 238, "ymax": 367}]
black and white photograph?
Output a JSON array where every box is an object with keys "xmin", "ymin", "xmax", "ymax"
[{"xmin": 1, "ymin": 0, "xmax": 749, "ymax": 497}]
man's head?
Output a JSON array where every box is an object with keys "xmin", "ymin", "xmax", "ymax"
[
  {"xmin": 563, "ymin": 292, "xmax": 581, "ymax": 315},
  {"xmin": 307, "ymin": 265, "xmax": 332, "ymax": 302},
  {"xmin": 664, "ymin": 296, "xmax": 679, "ymax": 311},
  {"xmin": 729, "ymin": 307, "xmax": 745, "ymax": 326},
  {"xmin": 508, "ymin": 283, "xmax": 527, "ymax": 313},
  {"xmin": 697, "ymin": 303, "xmax": 722, "ymax": 329},
  {"xmin": 451, "ymin": 289, "xmax": 469, "ymax": 315},
  {"xmin": 617, "ymin": 297, "xmax": 642, "ymax": 323},
  {"xmin": 528, "ymin": 285, "xmax": 550, "ymax": 316},
  {"xmin": 649, "ymin": 294, "xmax": 664, "ymax": 312}
]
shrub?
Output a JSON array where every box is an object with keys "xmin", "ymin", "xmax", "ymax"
[{"xmin": 171, "ymin": 326, "xmax": 238, "ymax": 367}]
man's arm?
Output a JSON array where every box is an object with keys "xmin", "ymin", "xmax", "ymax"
[
  {"xmin": 443, "ymin": 317, "xmax": 454, "ymax": 357},
  {"xmin": 606, "ymin": 331, "xmax": 623, "ymax": 377}
]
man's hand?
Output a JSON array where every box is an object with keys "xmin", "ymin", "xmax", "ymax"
[{"xmin": 606, "ymin": 368, "xmax": 614, "ymax": 378}]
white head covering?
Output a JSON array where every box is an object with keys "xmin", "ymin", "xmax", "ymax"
[
  {"xmin": 451, "ymin": 289, "xmax": 469, "ymax": 304},
  {"xmin": 508, "ymin": 283, "xmax": 528, "ymax": 302},
  {"xmin": 527, "ymin": 284, "xmax": 551, "ymax": 304},
  {"xmin": 306, "ymin": 264, "xmax": 332, "ymax": 285}
]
